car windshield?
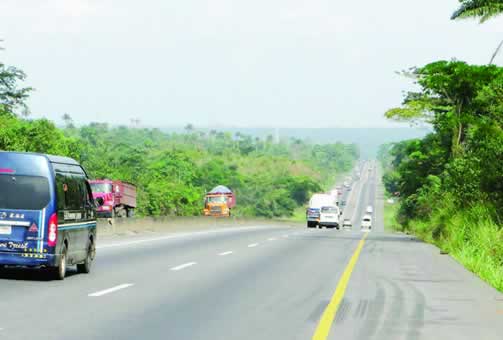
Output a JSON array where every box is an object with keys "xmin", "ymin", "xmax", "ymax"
[
  {"xmin": 0, "ymin": 174, "xmax": 51, "ymax": 210},
  {"xmin": 91, "ymin": 183, "xmax": 113, "ymax": 193}
]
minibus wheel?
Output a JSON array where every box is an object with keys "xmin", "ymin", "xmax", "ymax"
[
  {"xmin": 52, "ymin": 245, "xmax": 67, "ymax": 280},
  {"xmin": 77, "ymin": 240, "xmax": 94, "ymax": 274}
]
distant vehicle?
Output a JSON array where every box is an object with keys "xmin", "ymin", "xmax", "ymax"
[
  {"xmin": 0, "ymin": 152, "xmax": 101, "ymax": 280},
  {"xmin": 366, "ymin": 206, "xmax": 373, "ymax": 214},
  {"xmin": 319, "ymin": 206, "xmax": 341, "ymax": 229},
  {"xmin": 342, "ymin": 218, "xmax": 352, "ymax": 229},
  {"xmin": 361, "ymin": 215, "xmax": 372, "ymax": 229},
  {"xmin": 343, "ymin": 181, "xmax": 351, "ymax": 188},
  {"xmin": 90, "ymin": 180, "xmax": 137, "ymax": 218},
  {"xmin": 340, "ymin": 200, "xmax": 347, "ymax": 206},
  {"xmin": 204, "ymin": 185, "xmax": 236, "ymax": 217},
  {"xmin": 307, "ymin": 194, "xmax": 337, "ymax": 228}
]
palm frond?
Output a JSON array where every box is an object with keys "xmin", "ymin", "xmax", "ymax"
[{"xmin": 451, "ymin": 0, "xmax": 503, "ymax": 23}]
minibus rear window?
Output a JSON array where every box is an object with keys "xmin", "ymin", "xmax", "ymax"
[{"xmin": 0, "ymin": 175, "xmax": 51, "ymax": 210}]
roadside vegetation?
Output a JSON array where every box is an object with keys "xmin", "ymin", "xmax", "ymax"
[
  {"xmin": 0, "ymin": 61, "xmax": 358, "ymax": 219},
  {"xmin": 377, "ymin": 2, "xmax": 503, "ymax": 292}
]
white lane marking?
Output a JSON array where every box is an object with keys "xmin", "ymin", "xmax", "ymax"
[
  {"xmin": 267, "ymin": 237, "xmax": 277, "ymax": 241},
  {"xmin": 171, "ymin": 262, "xmax": 197, "ymax": 271},
  {"xmin": 97, "ymin": 226, "xmax": 272, "ymax": 250},
  {"xmin": 248, "ymin": 243, "xmax": 259, "ymax": 248},
  {"xmin": 218, "ymin": 251, "xmax": 233, "ymax": 256},
  {"xmin": 88, "ymin": 283, "xmax": 134, "ymax": 297}
]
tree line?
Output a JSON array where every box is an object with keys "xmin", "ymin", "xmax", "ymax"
[
  {"xmin": 378, "ymin": 1, "xmax": 502, "ymax": 291},
  {"xmin": 0, "ymin": 61, "xmax": 358, "ymax": 218}
]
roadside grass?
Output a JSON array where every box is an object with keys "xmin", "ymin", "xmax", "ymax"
[
  {"xmin": 383, "ymin": 199, "xmax": 400, "ymax": 232},
  {"xmin": 406, "ymin": 203, "xmax": 503, "ymax": 293}
]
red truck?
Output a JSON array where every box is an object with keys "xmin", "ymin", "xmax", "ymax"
[{"xmin": 89, "ymin": 179, "xmax": 137, "ymax": 218}]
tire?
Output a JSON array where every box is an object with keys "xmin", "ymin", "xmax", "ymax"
[
  {"xmin": 77, "ymin": 239, "xmax": 95, "ymax": 274},
  {"xmin": 307, "ymin": 221, "xmax": 316, "ymax": 228},
  {"xmin": 52, "ymin": 245, "xmax": 67, "ymax": 280}
]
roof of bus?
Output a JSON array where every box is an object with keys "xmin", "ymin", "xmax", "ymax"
[{"xmin": 0, "ymin": 151, "xmax": 80, "ymax": 166}]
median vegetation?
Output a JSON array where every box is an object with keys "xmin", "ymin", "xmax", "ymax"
[{"xmin": 0, "ymin": 61, "xmax": 358, "ymax": 219}]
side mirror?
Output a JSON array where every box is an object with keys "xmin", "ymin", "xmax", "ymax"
[{"xmin": 95, "ymin": 197, "xmax": 104, "ymax": 207}]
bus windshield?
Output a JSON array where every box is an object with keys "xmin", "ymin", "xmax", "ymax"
[
  {"xmin": 0, "ymin": 153, "xmax": 52, "ymax": 210},
  {"xmin": 0, "ymin": 174, "xmax": 51, "ymax": 210}
]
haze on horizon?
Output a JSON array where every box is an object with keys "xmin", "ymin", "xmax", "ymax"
[{"xmin": 0, "ymin": 0, "xmax": 501, "ymax": 128}]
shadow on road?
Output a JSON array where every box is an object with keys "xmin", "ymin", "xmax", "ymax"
[{"xmin": 0, "ymin": 266, "xmax": 80, "ymax": 282}]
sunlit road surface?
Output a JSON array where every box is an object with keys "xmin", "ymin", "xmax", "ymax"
[{"xmin": 0, "ymin": 162, "xmax": 502, "ymax": 340}]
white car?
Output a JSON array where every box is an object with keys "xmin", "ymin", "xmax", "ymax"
[
  {"xmin": 361, "ymin": 215, "xmax": 372, "ymax": 229},
  {"xmin": 342, "ymin": 218, "xmax": 352, "ymax": 229},
  {"xmin": 366, "ymin": 205, "xmax": 373, "ymax": 214},
  {"xmin": 319, "ymin": 206, "xmax": 341, "ymax": 229}
]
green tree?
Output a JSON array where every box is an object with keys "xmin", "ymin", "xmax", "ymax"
[
  {"xmin": 386, "ymin": 61, "xmax": 503, "ymax": 157},
  {"xmin": 0, "ymin": 62, "xmax": 32, "ymax": 115}
]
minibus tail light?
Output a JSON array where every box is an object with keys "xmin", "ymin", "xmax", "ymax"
[{"xmin": 48, "ymin": 213, "xmax": 58, "ymax": 247}]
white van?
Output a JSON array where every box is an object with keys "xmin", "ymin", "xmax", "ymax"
[
  {"xmin": 307, "ymin": 194, "xmax": 336, "ymax": 228},
  {"xmin": 319, "ymin": 206, "xmax": 341, "ymax": 229}
]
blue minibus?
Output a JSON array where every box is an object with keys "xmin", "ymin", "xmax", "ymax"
[{"xmin": 0, "ymin": 151, "xmax": 101, "ymax": 280}]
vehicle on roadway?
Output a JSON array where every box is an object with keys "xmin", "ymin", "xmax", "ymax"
[
  {"xmin": 204, "ymin": 185, "xmax": 236, "ymax": 217},
  {"xmin": 318, "ymin": 205, "xmax": 341, "ymax": 229},
  {"xmin": 342, "ymin": 218, "xmax": 352, "ymax": 229},
  {"xmin": 89, "ymin": 179, "xmax": 137, "ymax": 218},
  {"xmin": 366, "ymin": 205, "xmax": 373, "ymax": 214},
  {"xmin": 361, "ymin": 214, "xmax": 372, "ymax": 229},
  {"xmin": 0, "ymin": 151, "xmax": 102, "ymax": 280},
  {"xmin": 307, "ymin": 193, "xmax": 337, "ymax": 228}
]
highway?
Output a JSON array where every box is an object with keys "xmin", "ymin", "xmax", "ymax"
[{"xmin": 0, "ymin": 162, "xmax": 501, "ymax": 339}]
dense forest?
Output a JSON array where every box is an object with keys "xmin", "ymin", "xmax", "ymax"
[
  {"xmin": 378, "ymin": 60, "xmax": 503, "ymax": 290},
  {"xmin": 0, "ymin": 61, "xmax": 358, "ymax": 218}
]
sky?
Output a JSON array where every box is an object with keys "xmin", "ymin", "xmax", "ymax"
[{"xmin": 0, "ymin": 0, "xmax": 502, "ymax": 128}]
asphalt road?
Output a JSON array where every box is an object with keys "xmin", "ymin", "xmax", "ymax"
[{"xmin": 0, "ymin": 161, "xmax": 501, "ymax": 340}]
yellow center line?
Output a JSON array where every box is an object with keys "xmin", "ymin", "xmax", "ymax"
[{"xmin": 312, "ymin": 233, "xmax": 368, "ymax": 340}]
